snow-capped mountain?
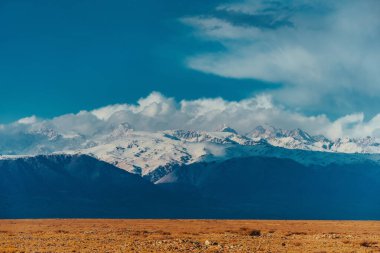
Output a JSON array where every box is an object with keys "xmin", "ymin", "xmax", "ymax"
[
  {"xmin": 75, "ymin": 131, "xmax": 228, "ymax": 181},
  {"xmin": 248, "ymin": 124, "xmax": 380, "ymax": 153},
  {"xmin": 69, "ymin": 128, "xmax": 261, "ymax": 181},
  {"xmin": 61, "ymin": 125, "xmax": 380, "ymax": 182},
  {"xmin": 331, "ymin": 136, "xmax": 380, "ymax": 153},
  {"xmin": 3, "ymin": 123, "xmax": 380, "ymax": 182},
  {"xmin": 248, "ymin": 125, "xmax": 332, "ymax": 151},
  {"xmin": 3, "ymin": 124, "xmax": 380, "ymax": 219},
  {"xmin": 215, "ymin": 124, "xmax": 239, "ymax": 134}
]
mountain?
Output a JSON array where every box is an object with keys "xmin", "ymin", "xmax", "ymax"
[
  {"xmin": 65, "ymin": 129, "xmax": 261, "ymax": 182},
  {"xmin": 248, "ymin": 125, "xmax": 331, "ymax": 151},
  {"xmin": 75, "ymin": 126, "xmax": 380, "ymax": 182},
  {"xmin": 2, "ymin": 154, "xmax": 380, "ymax": 219},
  {"xmin": 4, "ymin": 122, "xmax": 380, "ymax": 157},
  {"xmin": 3, "ymin": 124, "xmax": 380, "ymax": 183},
  {"xmin": 0, "ymin": 154, "xmax": 219, "ymax": 218},
  {"xmin": 2, "ymin": 123, "xmax": 380, "ymax": 219},
  {"xmin": 0, "ymin": 154, "xmax": 156, "ymax": 218},
  {"xmin": 215, "ymin": 124, "xmax": 239, "ymax": 134},
  {"xmin": 248, "ymin": 125, "xmax": 380, "ymax": 153},
  {"xmin": 157, "ymin": 156, "xmax": 380, "ymax": 219}
]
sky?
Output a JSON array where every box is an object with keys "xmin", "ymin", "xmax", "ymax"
[
  {"xmin": 0, "ymin": 0, "xmax": 271, "ymax": 122},
  {"xmin": 1, "ymin": 0, "xmax": 380, "ymax": 138}
]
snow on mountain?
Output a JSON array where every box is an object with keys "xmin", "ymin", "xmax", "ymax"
[
  {"xmin": 246, "ymin": 124, "xmax": 380, "ymax": 153},
  {"xmin": 330, "ymin": 136, "xmax": 380, "ymax": 153},
  {"xmin": 3, "ymin": 122, "xmax": 380, "ymax": 182},
  {"xmin": 214, "ymin": 124, "xmax": 238, "ymax": 134},
  {"xmin": 73, "ymin": 130, "xmax": 238, "ymax": 181},
  {"xmin": 62, "ymin": 126, "xmax": 262, "ymax": 181},
  {"xmin": 68, "ymin": 126, "xmax": 380, "ymax": 182},
  {"xmin": 165, "ymin": 129, "xmax": 255, "ymax": 145},
  {"xmin": 248, "ymin": 125, "xmax": 332, "ymax": 151}
]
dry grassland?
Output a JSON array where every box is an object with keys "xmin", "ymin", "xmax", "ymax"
[{"xmin": 1, "ymin": 219, "xmax": 379, "ymax": 252}]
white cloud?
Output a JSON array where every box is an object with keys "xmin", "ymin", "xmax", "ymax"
[
  {"xmin": 181, "ymin": 17, "xmax": 261, "ymax": 40},
  {"xmin": 91, "ymin": 104, "xmax": 129, "ymax": 121},
  {"xmin": 17, "ymin": 115, "xmax": 38, "ymax": 125},
  {"xmin": 182, "ymin": 0, "xmax": 380, "ymax": 114},
  {"xmin": 4, "ymin": 92, "xmax": 380, "ymax": 140}
]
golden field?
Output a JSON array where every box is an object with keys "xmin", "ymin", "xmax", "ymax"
[{"xmin": 1, "ymin": 219, "xmax": 379, "ymax": 253}]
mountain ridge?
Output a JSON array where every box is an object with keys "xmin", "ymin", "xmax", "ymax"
[
  {"xmin": 3, "ymin": 124, "xmax": 380, "ymax": 183},
  {"xmin": 2, "ymin": 153, "xmax": 380, "ymax": 219}
]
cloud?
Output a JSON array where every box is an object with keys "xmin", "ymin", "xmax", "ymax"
[
  {"xmin": 17, "ymin": 115, "xmax": 38, "ymax": 125},
  {"xmin": 4, "ymin": 92, "xmax": 380, "ymax": 140},
  {"xmin": 182, "ymin": 0, "xmax": 380, "ymax": 115},
  {"xmin": 91, "ymin": 104, "xmax": 129, "ymax": 121}
]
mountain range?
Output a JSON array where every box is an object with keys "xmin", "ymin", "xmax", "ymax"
[{"xmin": 1, "ymin": 124, "xmax": 380, "ymax": 219}]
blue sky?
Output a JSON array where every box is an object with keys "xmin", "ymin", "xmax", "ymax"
[
  {"xmin": 1, "ymin": 0, "xmax": 380, "ymax": 132},
  {"xmin": 0, "ymin": 0, "xmax": 274, "ymax": 122}
]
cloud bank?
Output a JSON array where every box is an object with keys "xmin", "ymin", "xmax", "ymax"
[
  {"xmin": 3, "ymin": 92, "xmax": 380, "ymax": 140},
  {"xmin": 182, "ymin": 0, "xmax": 380, "ymax": 115}
]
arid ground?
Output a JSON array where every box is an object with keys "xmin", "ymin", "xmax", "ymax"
[{"xmin": 1, "ymin": 219, "xmax": 379, "ymax": 253}]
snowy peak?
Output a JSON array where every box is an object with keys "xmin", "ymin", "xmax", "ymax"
[
  {"xmin": 287, "ymin": 128, "xmax": 315, "ymax": 142},
  {"xmin": 215, "ymin": 124, "xmax": 238, "ymax": 134},
  {"xmin": 164, "ymin": 129, "xmax": 257, "ymax": 146},
  {"xmin": 331, "ymin": 136, "xmax": 380, "ymax": 153},
  {"xmin": 248, "ymin": 125, "xmax": 331, "ymax": 151},
  {"xmin": 247, "ymin": 125, "xmax": 380, "ymax": 153},
  {"xmin": 4, "ymin": 121, "xmax": 380, "ymax": 184},
  {"xmin": 164, "ymin": 129, "xmax": 232, "ymax": 144},
  {"xmin": 250, "ymin": 125, "xmax": 315, "ymax": 142}
]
